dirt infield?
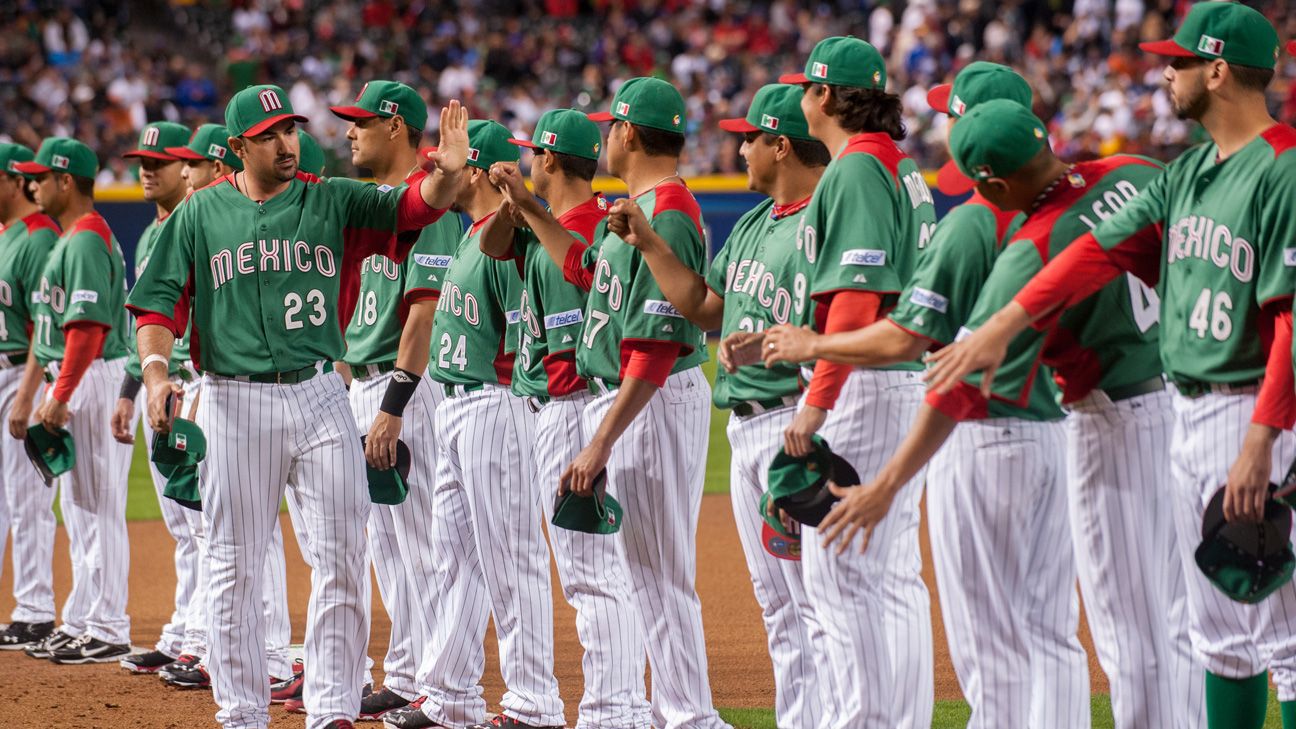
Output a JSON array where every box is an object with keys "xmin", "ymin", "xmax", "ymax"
[{"xmin": 0, "ymin": 494, "xmax": 1105, "ymax": 727}]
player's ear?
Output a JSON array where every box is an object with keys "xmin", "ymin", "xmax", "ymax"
[
  {"xmin": 621, "ymin": 122, "xmax": 638, "ymax": 152},
  {"xmin": 774, "ymin": 135, "xmax": 791, "ymax": 162},
  {"xmin": 389, "ymin": 116, "xmax": 404, "ymax": 141},
  {"xmin": 817, "ymin": 84, "xmax": 834, "ymax": 118},
  {"xmin": 228, "ymin": 136, "xmax": 247, "ymax": 162}
]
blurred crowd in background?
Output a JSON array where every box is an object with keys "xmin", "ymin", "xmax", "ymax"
[{"xmin": 2, "ymin": 0, "xmax": 1294, "ymax": 184}]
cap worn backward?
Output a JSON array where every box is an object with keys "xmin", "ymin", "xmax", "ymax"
[
  {"xmin": 587, "ymin": 77, "xmax": 687, "ymax": 134},
  {"xmin": 779, "ymin": 36, "xmax": 886, "ymax": 90},
  {"xmin": 1139, "ymin": 1, "xmax": 1280, "ymax": 70},
  {"xmin": 329, "ymin": 80, "xmax": 429, "ymax": 131},
  {"xmin": 927, "ymin": 61, "xmax": 1031, "ymax": 118},
  {"xmin": 466, "ymin": 119, "xmax": 521, "ymax": 170},
  {"xmin": 0, "ymin": 143, "xmax": 36, "ymax": 177},
  {"xmin": 226, "ymin": 84, "xmax": 309, "ymax": 138},
  {"xmin": 297, "ymin": 130, "xmax": 325, "ymax": 176},
  {"xmin": 510, "ymin": 108, "xmax": 603, "ymax": 160},
  {"xmin": 14, "ymin": 137, "xmax": 99, "ymax": 178},
  {"xmin": 123, "ymin": 121, "xmax": 190, "ymax": 161},
  {"xmin": 718, "ymin": 84, "xmax": 815, "ymax": 141},
  {"xmin": 949, "ymin": 99, "xmax": 1049, "ymax": 183}
]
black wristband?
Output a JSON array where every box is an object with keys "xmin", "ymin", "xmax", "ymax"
[
  {"xmin": 119, "ymin": 373, "xmax": 143, "ymax": 401},
  {"xmin": 379, "ymin": 368, "xmax": 421, "ymax": 417}
]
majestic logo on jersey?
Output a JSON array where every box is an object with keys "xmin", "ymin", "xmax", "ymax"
[
  {"xmin": 840, "ymin": 249, "xmax": 887, "ymax": 267},
  {"xmin": 1165, "ymin": 215, "xmax": 1255, "ymax": 282},
  {"xmin": 761, "ymin": 114, "xmax": 779, "ymax": 130},
  {"xmin": 142, "ymin": 126, "xmax": 160, "ymax": 147},
  {"xmin": 467, "ymin": 148, "xmax": 480, "ymax": 162},
  {"xmin": 207, "ymin": 144, "xmax": 226, "ymax": 159},
  {"xmin": 616, "ymin": 102, "xmax": 630, "ymax": 116},
  {"xmin": 378, "ymin": 100, "xmax": 398, "ymax": 114},
  {"xmin": 259, "ymin": 89, "xmax": 284, "ymax": 112},
  {"xmin": 544, "ymin": 308, "xmax": 583, "ymax": 330},
  {"xmin": 540, "ymin": 131, "xmax": 558, "ymax": 146},
  {"xmin": 811, "ymin": 62, "xmax": 828, "ymax": 78},
  {"xmin": 51, "ymin": 155, "xmax": 70, "ymax": 170},
  {"xmin": 908, "ymin": 287, "xmax": 949, "ymax": 314},
  {"xmin": 209, "ymin": 240, "xmax": 338, "ymax": 291},
  {"xmin": 643, "ymin": 299, "xmax": 683, "ymax": 318},
  {"xmin": 414, "ymin": 254, "xmax": 452, "ymax": 269},
  {"xmin": 1197, "ymin": 35, "xmax": 1224, "ymax": 56}
]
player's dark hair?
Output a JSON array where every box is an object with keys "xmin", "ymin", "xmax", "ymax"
[
  {"xmin": 632, "ymin": 123, "xmax": 686, "ymax": 158},
  {"xmin": 1230, "ymin": 64, "xmax": 1274, "ymax": 92},
  {"xmin": 820, "ymin": 84, "xmax": 906, "ymax": 140},
  {"xmin": 548, "ymin": 150, "xmax": 598, "ymax": 182},
  {"xmin": 72, "ymin": 174, "xmax": 94, "ymax": 197},
  {"xmin": 759, "ymin": 132, "xmax": 831, "ymax": 168},
  {"xmin": 407, "ymin": 126, "xmax": 423, "ymax": 149}
]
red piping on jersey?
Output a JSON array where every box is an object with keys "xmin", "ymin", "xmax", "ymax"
[
  {"xmin": 771, "ymin": 196, "xmax": 812, "ymax": 220},
  {"xmin": 492, "ymin": 344, "xmax": 515, "ymax": 386},
  {"xmin": 647, "ymin": 182, "xmax": 704, "ymax": 238},
  {"xmin": 807, "ymin": 290, "xmax": 882, "ymax": 410},
  {"xmin": 926, "ymin": 382, "xmax": 989, "ymax": 421},
  {"xmin": 563, "ymin": 243, "xmax": 594, "ymax": 291},
  {"xmin": 839, "ymin": 132, "xmax": 908, "ymax": 187},
  {"xmin": 21, "ymin": 212, "xmax": 60, "ymax": 236},
  {"xmin": 52, "ymin": 322, "xmax": 106, "ymax": 402},
  {"xmin": 1254, "ymin": 305, "xmax": 1295, "ymax": 429},
  {"xmin": 542, "ymin": 351, "xmax": 585, "ymax": 397},
  {"xmin": 404, "ymin": 288, "xmax": 440, "ymax": 305},
  {"xmin": 884, "ymin": 317, "xmax": 940, "ymax": 349},
  {"xmin": 1261, "ymin": 124, "xmax": 1296, "ymax": 157},
  {"xmin": 966, "ymin": 193, "xmax": 1021, "ymax": 248},
  {"xmin": 619, "ymin": 339, "xmax": 682, "ymax": 387},
  {"xmin": 560, "ymin": 195, "xmax": 609, "ymax": 244}
]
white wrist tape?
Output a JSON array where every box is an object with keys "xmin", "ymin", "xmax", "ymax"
[{"xmin": 141, "ymin": 354, "xmax": 170, "ymax": 374}]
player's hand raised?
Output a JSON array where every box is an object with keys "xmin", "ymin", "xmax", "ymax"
[
  {"xmin": 489, "ymin": 162, "xmax": 528, "ymax": 204},
  {"xmin": 717, "ymin": 330, "xmax": 765, "ymax": 373},
  {"xmin": 762, "ymin": 324, "xmax": 818, "ymax": 368},
  {"xmin": 818, "ymin": 479, "xmax": 899, "ymax": 554},
  {"xmin": 145, "ymin": 382, "xmax": 183, "ymax": 435},
  {"xmin": 423, "ymin": 100, "xmax": 470, "ymax": 174},
  {"xmin": 111, "ymin": 397, "xmax": 136, "ymax": 444},
  {"xmin": 607, "ymin": 198, "xmax": 656, "ymax": 251}
]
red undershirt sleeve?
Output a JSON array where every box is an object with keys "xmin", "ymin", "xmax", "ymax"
[
  {"xmin": 621, "ymin": 340, "xmax": 682, "ymax": 388},
  {"xmin": 1014, "ymin": 232, "xmax": 1138, "ymax": 330},
  {"xmin": 562, "ymin": 243, "xmax": 593, "ymax": 292},
  {"xmin": 805, "ymin": 290, "xmax": 883, "ymax": 410},
  {"xmin": 1253, "ymin": 307, "xmax": 1295, "ymax": 430},
  {"xmin": 925, "ymin": 382, "xmax": 990, "ymax": 421},
  {"xmin": 395, "ymin": 184, "xmax": 447, "ymax": 232},
  {"xmin": 53, "ymin": 322, "xmax": 108, "ymax": 402}
]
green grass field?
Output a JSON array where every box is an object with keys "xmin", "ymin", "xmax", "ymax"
[{"xmin": 114, "ymin": 349, "xmax": 1291, "ymax": 727}]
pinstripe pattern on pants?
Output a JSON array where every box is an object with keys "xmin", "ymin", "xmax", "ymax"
[
  {"xmin": 198, "ymin": 370, "xmax": 370, "ymax": 729},
  {"xmin": 725, "ymin": 406, "xmax": 825, "ymax": 729},
  {"xmin": 804, "ymin": 368, "xmax": 932, "ymax": 729},
  {"xmin": 53, "ymin": 357, "xmax": 133, "ymax": 644},
  {"xmin": 928, "ymin": 416, "xmax": 1088, "ymax": 729},
  {"xmin": 536, "ymin": 390, "xmax": 651, "ymax": 729},
  {"xmin": 1169, "ymin": 390, "xmax": 1296, "ymax": 700},
  {"xmin": 1065, "ymin": 388, "xmax": 1204, "ymax": 729},
  {"xmin": 420, "ymin": 384, "xmax": 563, "ymax": 727},
  {"xmin": 582, "ymin": 366, "xmax": 730, "ymax": 729},
  {"xmin": 0, "ymin": 363, "xmax": 56, "ymax": 623}
]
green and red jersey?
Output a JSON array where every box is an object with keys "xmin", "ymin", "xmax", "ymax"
[
  {"xmin": 32, "ymin": 211, "xmax": 129, "ymax": 365},
  {"xmin": 511, "ymin": 195, "xmax": 607, "ymax": 398},
  {"xmin": 427, "ymin": 212, "xmax": 521, "ymax": 387},
  {"xmin": 575, "ymin": 182, "xmax": 709, "ymax": 384},
  {"xmin": 705, "ymin": 197, "xmax": 810, "ymax": 408},
  {"xmin": 0, "ymin": 212, "xmax": 58, "ymax": 354},
  {"xmin": 126, "ymin": 213, "xmax": 193, "ymax": 378},
  {"xmin": 126, "ymin": 173, "xmax": 445, "ymax": 376}
]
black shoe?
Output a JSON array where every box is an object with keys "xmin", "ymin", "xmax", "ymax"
[
  {"xmin": 360, "ymin": 687, "xmax": 412, "ymax": 721},
  {"xmin": 48, "ymin": 634, "xmax": 131, "ymax": 664},
  {"xmin": 24, "ymin": 629, "xmax": 74, "ymax": 659},
  {"xmin": 0, "ymin": 621, "xmax": 54, "ymax": 650},
  {"xmin": 270, "ymin": 671, "xmax": 303, "ymax": 703},
  {"xmin": 468, "ymin": 714, "xmax": 564, "ymax": 729},
  {"xmin": 119, "ymin": 649, "xmax": 177, "ymax": 673},
  {"xmin": 160, "ymin": 654, "xmax": 210, "ymax": 689},
  {"xmin": 382, "ymin": 698, "xmax": 444, "ymax": 729}
]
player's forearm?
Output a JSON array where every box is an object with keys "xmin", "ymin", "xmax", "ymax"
[
  {"xmin": 478, "ymin": 210, "xmax": 516, "ymax": 259},
  {"xmin": 334, "ymin": 362, "xmax": 353, "ymax": 387},
  {"xmin": 871, "ymin": 403, "xmax": 959, "ymax": 496},
  {"xmin": 637, "ymin": 241, "xmax": 723, "ymax": 329},
  {"xmin": 812, "ymin": 319, "xmax": 930, "ymax": 367},
  {"xmin": 137, "ymin": 324, "xmax": 177, "ymax": 391},
  {"xmin": 588, "ymin": 376, "xmax": 659, "ymax": 451},
  {"xmin": 515, "ymin": 199, "xmax": 582, "ymax": 271},
  {"xmin": 396, "ymin": 299, "xmax": 437, "ymax": 375},
  {"xmin": 13, "ymin": 343, "xmax": 45, "ymax": 411},
  {"xmin": 420, "ymin": 167, "xmax": 463, "ymax": 212}
]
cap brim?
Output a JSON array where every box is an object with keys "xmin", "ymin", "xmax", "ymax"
[
  {"xmin": 586, "ymin": 111, "xmax": 615, "ymax": 122},
  {"xmin": 1138, "ymin": 39, "xmax": 1197, "ymax": 57},
  {"xmin": 779, "ymin": 72, "xmax": 811, "ymax": 84},
  {"xmin": 936, "ymin": 159, "xmax": 977, "ymax": 196},
  {"xmin": 164, "ymin": 146, "xmax": 207, "ymax": 161},
  {"xmin": 123, "ymin": 149, "xmax": 180, "ymax": 161},
  {"xmin": 927, "ymin": 84, "xmax": 952, "ymax": 114},
  {"xmin": 508, "ymin": 138, "xmax": 542, "ymax": 149},
  {"xmin": 718, "ymin": 118, "xmax": 759, "ymax": 133},
  {"xmin": 329, "ymin": 105, "xmax": 380, "ymax": 121},
  {"xmin": 242, "ymin": 113, "xmax": 310, "ymax": 138},
  {"xmin": 12, "ymin": 161, "xmax": 51, "ymax": 174}
]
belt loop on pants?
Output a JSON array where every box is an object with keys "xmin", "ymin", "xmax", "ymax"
[{"xmin": 352, "ymin": 361, "xmax": 397, "ymax": 382}]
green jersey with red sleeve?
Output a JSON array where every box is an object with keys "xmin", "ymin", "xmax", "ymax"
[
  {"xmin": 0, "ymin": 212, "xmax": 58, "ymax": 354},
  {"xmin": 126, "ymin": 213, "xmax": 194, "ymax": 378},
  {"xmin": 32, "ymin": 211, "xmax": 129, "ymax": 365}
]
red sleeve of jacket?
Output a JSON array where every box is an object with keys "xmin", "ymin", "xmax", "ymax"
[
  {"xmin": 1014, "ymin": 232, "xmax": 1140, "ymax": 330},
  {"xmin": 1253, "ymin": 306, "xmax": 1296, "ymax": 430},
  {"xmin": 563, "ymin": 242, "xmax": 594, "ymax": 292},
  {"xmin": 52, "ymin": 322, "xmax": 107, "ymax": 402},
  {"xmin": 395, "ymin": 183, "xmax": 447, "ymax": 232},
  {"xmin": 805, "ymin": 290, "xmax": 883, "ymax": 410},
  {"xmin": 621, "ymin": 340, "xmax": 682, "ymax": 388}
]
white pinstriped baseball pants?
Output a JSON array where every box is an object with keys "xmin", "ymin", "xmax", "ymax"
[
  {"xmin": 198, "ymin": 371, "xmax": 370, "ymax": 729},
  {"xmin": 804, "ymin": 368, "xmax": 932, "ymax": 729},
  {"xmin": 929, "ymin": 416, "xmax": 1087, "ymax": 729},
  {"xmin": 725, "ymin": 406, "xmax": 825, "ymax": 729},
  {"xmin": 1066, "ymin": 388, "xmax": 1203, "ymax": 729},
  {"xmin": 536, "ymin": 389, "xmax": 651, "ymax": 729},
  {"xmin": 0, "ymin": 362, "xmax": 56, "ymax": 624}
]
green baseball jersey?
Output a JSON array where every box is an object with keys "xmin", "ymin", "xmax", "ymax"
[
  {"xmin": 511, "ymin": 195, "xmax": 607, "ymax": 398},
  {"xmin": 126, "ymin": 174, "xmax": 442, "ymax": 376},
  {"xmin": 705, "ymin": 198, "xmax": 808, "ymax": 408},
  {"xmin": 32, "ymin": 212, "xmax": 129, "ymax": 365},
  {"xmin": 794, "ymin": 132, "xmax": 936, "ymax": 371},
  {"xmin": 126, "ymin": 214, "xmax": 193, "ymax": 378},
  {"xmin": 1089, "ymin": 127, "xmax": 1296, "ymax": 384},
  {"xmin": 889, "ymin": 196, "xmax": 1063, "ymax": 420},
  {"xmin": 576, "ymin": 182, "xmax": 709, "ymax": 384},
  {"xmin": 428, "ymin": 213, "xmax": 521, "ymax": 386},
  {"xmin": 343, "ymin": 211, "xmax": 463, "ymax": 365},
  {"xmin": 968, "ymin": 157, "xmax": 1164, "ymax": 405},
  {"xmin": 0, "ymin": 212, "xmax": 59, "ymax": 353}
]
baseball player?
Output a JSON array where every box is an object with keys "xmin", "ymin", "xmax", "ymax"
[
  {"xmin": 927, "ymin": 5, "xmax": 1296, "ymax": 726},
  {"xmin": 764, "ymin": 37, "xmax": 935, "ymax": 728},
  {"xmin": 0, "ymin": 142, "xmax": 59, "ymax": 651},
  {"xmin": 484, "ymin": 108, "xmax": 654, "ymax": 729},
  {"xmin": 15, "ymin": 137, "xmax": 135, "ymax": 664},
  {"xmin": 126, "ymin": 85, "xmax": 468, "ymax": 729},
  {"xmin": 593, "ymin": 85, "xmax": 829, "ymax": 728},
  {"xmin": 383, "ymin": 119, "xmax": 564, "ymax": 729},
  {"xmin": 556, "ymin": 77, "xmax": 729, "ymax": 729},
  {"xmin": 328, "ymin": 80, "xmax": 467, "ymax": 721}
]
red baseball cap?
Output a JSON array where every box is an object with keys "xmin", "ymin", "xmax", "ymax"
[{"xmin": 926, "ymin": 84, "xmax": 953, "ymax": 114}]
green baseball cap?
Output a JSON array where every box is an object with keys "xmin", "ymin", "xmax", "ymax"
[
  {"xmin": 1140, "ymin": 1, "xmax": 1280, "ymax": 70},
  {"xmin": 466, "ymin": 120, "xmax": 520, "ymax": 170},
  {"xmin": 510, "ymin": 109, "xmax": 603, "ymax": 161},
  {"xmin": 166, "ymin": 123, "xmax": 243, "ymax": 171},
  {"xmin": 766, "ymin": 435, "xmax": 859, "ymax": 528},
  {"xmin": 297, "ymin": 130, "xmax": 325, "ymax": 176},
  {"xmin": 0, "ymin": 143, "xmax": 35, "ymax": 177},
  {"xmin": 14, "ymin": 137, "xmax": 98, "ymax": 179},
  {"xmin": 587, "ymin": 77, "xmax": 687, "ymax": 134},
  {"xmin": 362, "ymin": 437, "xmax": 411, "ymax": 506},
  {"xmin": 718, "ymin": 84, "xmax": 815, "ymax": 141},
  {"xmin": 225, "ymin": 84, "xmax": 309, "ymax": 138},
  {"xmin": 949, "ymin": 99, "xmax": 1049, "ymax": 183},
  {"xmin": 24, "ymin": 424, "xmax": 75, "ymax": 480},
  {"xmin": 779, "ymin": 36, "xmax": 886, "ymax": 90},
  {"xmin": 152, "ymin": 419, "xmax": 206, "ymax": 511},
  {"xmin": 1195, "ymin": 485, "xmax": 1295, "ymax": 604},
  {"xmin": 123, "ymin": 121, "xmax": 190, "ymax": 161},
  {"xmin": 551, "ymin": 469, "xmax": 623, "ymax": 535},
  {"xmin": 927, "ymin": 62, "xmax": 1031, "ymax": 119},
  {"xmin": 330, "ymin": 80, "xmax": 429, "ymax": 131}
]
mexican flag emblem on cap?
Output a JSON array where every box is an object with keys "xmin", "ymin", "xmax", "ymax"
[
  {"xmin": 207, "ymin": 144, "xmax": 226, "ymax": 159},
  {"xmin": 51, "ymin": 155, "xmax": 69, "ymax": 169},
  {"xmin": 761, "ymin": 114, "xmax": 779, "ymax": 129},
  {"xmin": 811, "ymin": 62, "xmax": 828, "ymax": 78},
  {"xmin": 540, "ymin": 131, "xmax": 558, "ymax": 145},
  {"xmin": 467, "ymin": 148, "xmax": 480, "ymax": 162},
  {"xmin": 379, "ymin": 100, "xmax": 398, "ymax": 114},
  {"xmin": 616, "ymin": 102, "xmax": 630, "ymax": 116},
  {"xmin": 1197, "ymin": 35, "xmax": 1224, "ymax": 55}
]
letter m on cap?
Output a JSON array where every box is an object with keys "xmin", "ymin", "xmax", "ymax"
[
  {"xmin": 142, "ymin": 126, "xmax": 160, "ymax": 147},
  {"xmin": 259, "ymin": 88, "xmax": 284, "ymax": 113},
  {"xmin": 1198, "ymin": 35, "xmax": 1224, "ymax": 55}
]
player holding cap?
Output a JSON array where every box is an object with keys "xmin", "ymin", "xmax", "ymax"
[
  {"xmin": 328, "ymin": 79, "xmax": 466, "ymax": 721},
  {"xmin": 0, "ymin": 142, "xmax": 59, "ymax": 651},
  {"xmin": 16, "ymin": 137, "xmax": 135, "ymax": 664},
  {"xmin": 927, "ymin": 4, "xmax": 1296, "ymax": 726},
  {"xmin": 484, "ymin": 108, "xmax": 653, "ymax": 729},
  {"xmin": 127, "ymin": 84, "xmax": 468, "ymax": 729}
]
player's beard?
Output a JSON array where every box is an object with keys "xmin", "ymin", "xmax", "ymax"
[
  {"xmin": 1172, "ymin": 80, "xmax": 1210, "ymax": 121},
  {"xmin": 273, "ymin": 154, "xmax": 298, "ymax": 182}
]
